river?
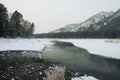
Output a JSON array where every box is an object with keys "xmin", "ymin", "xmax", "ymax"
[{"xmin": 42, "ymin": 41, "xmax": 120, "ymax": 80}]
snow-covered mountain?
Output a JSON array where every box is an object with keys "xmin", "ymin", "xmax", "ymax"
[
  {"xmin": 51, "ymin": 11, "xmax": 114, "ymax": 33},
  {"xmin": 90, "ymin": 9, "xmax": 120, "ymax": 31}
]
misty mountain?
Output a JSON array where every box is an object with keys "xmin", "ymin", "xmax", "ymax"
[
  {"xmin": 51, "ymin": 9, "xmax": 120, "ymax": 33},
  {"xmin": 89, "ymin": 9, "xmax": 120, "ymax": 31}
]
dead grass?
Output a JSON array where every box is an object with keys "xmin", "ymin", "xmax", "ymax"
[{"xmin": 45, "ymin": 66, "xmax": 66, "ymax": 80}]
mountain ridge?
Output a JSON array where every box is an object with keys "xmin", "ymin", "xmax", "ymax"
[
  {"xmin": 90, "ymin": 9, "xmax": 120, "ymax": 31},
  {"xmin": 51, "ymin": 10, "xmax": 119, "ymax": 33}
]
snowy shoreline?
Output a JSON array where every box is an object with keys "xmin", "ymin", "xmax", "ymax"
[{"xmin": 0, "ymin": 38, "xmax": 120, "ymax": 59}]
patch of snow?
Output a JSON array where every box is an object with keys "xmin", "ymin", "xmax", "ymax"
[
  {"xmin": 0, "ymin": 38, "xmax": 53, "ymax": 51},
  {"xmin": 39, "ymin": 72, "xmax": 42, "ymax": 75},
  {"xmin": 39, "ymin": 53, "xmax": 42, "ymax": 58},
  {"xmin": 11, "ymin": 78, "xmax": 14, "ymax": 80},
  {"xmin": 72, "ymin": 76, "xmax": 98, "ymax": 80}
]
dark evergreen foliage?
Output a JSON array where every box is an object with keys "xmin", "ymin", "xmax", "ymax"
[
  {"xmin": 0, "ymin": 3, "xmax": 35, "ymax": 38},
  {"xmin": 0, "ymin": 3, "xmax": 8, "ymax": 37},
  {"xmin": 34, "ymin": 29, "xmax": 120, "ymax": 38}
]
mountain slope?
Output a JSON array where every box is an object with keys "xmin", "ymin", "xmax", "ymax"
[
  {"xmin": 90, "ymin": 9, "xmax": 120, "ymax": 31},
  {"xmin": 52, "ymin": 11, "xmax": 114, "ymax": 33}
]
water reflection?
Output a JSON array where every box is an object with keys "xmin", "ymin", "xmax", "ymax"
[{"xmin": 43, "ymin": 41, "xmax": 120, "ymax": 80}]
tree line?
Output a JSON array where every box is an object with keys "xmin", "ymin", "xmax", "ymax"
[
  {"xmin": 0, "ymin": 3, "xmax": 34, "ymax": 38},
  {"xmin": 34, "ymin": 29, "xmax": 120, "ymax": 39}
]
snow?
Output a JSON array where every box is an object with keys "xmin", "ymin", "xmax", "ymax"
[
  {"xmin": 0, "ymin": 38, "xmax": 120, "ymax": 59},
  {"xmin": 0, "ymin": 38, "xmax": 52, "ymax": 51},
  {"xmin": 11, "ymin": 78, "xmax": 14, "ymax": 80},
  {"xmin": 72, "ymin": 76, "xmax": 98, "ymax": 80},
  {"xmin": 39, "ymin": 72, "xmax": 42, "ymax": 75}
]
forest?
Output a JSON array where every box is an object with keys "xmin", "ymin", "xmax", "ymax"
[
  {"xmin": 0, "ymin": 3, "xmax": 34, "ymax": 38},
  {"xmin": 35, "ymin": 29, "xmax": 120, "ymax": 38}
]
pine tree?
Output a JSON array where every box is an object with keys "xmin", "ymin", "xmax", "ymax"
[
  {"xmin": 10, "ymin": 10, "xmax": 23, "ymax": 37},
  {"xmin": 30, "ymin": 23, "xmax": 35, "ymax": 34},
  {"xmin": 0, "ymin": 3, "xmax": 8, "ymax": 37}
]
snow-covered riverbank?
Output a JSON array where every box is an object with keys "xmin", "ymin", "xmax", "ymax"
[
  {"xmin": 56, "ymin": 39, "xmax": 120, "ymax": 59},
  {"xmin": 0, "ymin": 38, "xmax": 52, "ymax": 51},
  {"xmin": 0, "ymin": 38, "xmax": 120, "ymax": 59}
]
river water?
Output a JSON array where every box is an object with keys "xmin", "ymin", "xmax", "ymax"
[{"xmin": 42, "ymin": 41, "xmax": 120, "ymax": 80}]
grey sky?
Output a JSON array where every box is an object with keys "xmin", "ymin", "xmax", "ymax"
[{"xmin": 1, "ymin": 0, "xmax": 120, "ymax": 33}]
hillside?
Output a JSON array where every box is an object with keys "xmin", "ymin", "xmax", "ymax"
[{"xmin": 52, "ymin": 11, "xmax": 114, "ymax": 33}]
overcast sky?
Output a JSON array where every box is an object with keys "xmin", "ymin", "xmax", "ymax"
[{"xmin": 1, "ymin": 0, "xmax": 120, "ymax": 33}]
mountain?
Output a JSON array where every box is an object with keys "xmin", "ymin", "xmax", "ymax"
[
  {"xmin": 52, "ymin": 11, "xmax": 114, "ymax": 33},
  {"xmin": 36, "ymin": 9, "xmax": 120, "ymax": 38},
  {"xmin": 90, "ymin": 9, "xmax": 120, "ymax": 31}
]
